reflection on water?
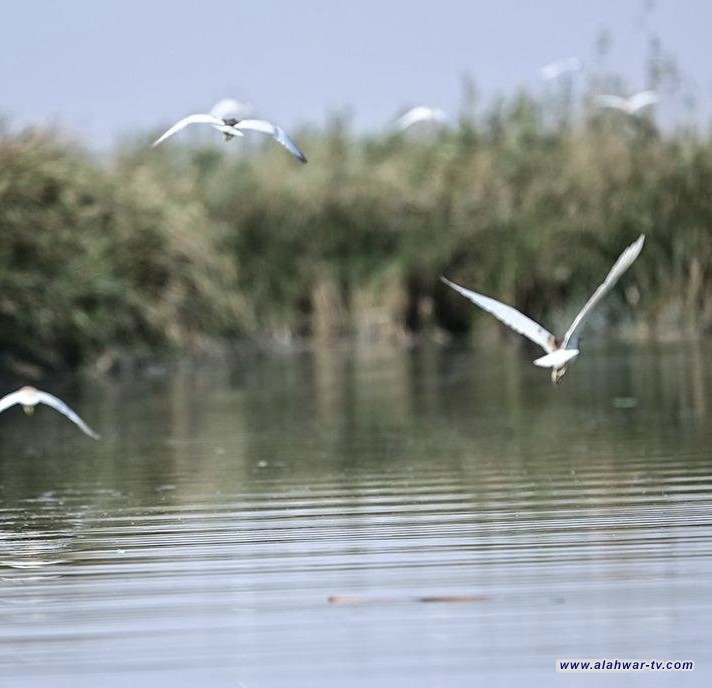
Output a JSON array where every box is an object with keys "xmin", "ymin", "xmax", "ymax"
[{"xmin": 1, "ymin": 342, "xmax": 711, "ymax": 687}]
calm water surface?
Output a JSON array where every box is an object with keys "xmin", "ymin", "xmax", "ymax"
[{"xmin": 0, "ymin": 342, "xmax": 710, "ymax": 687}]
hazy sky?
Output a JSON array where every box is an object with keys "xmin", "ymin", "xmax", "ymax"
[{"xmin": 1, "ymin": 0, "xmax": 710, "ymax": 147}]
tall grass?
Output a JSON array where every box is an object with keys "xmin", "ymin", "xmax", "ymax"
[
  {"xmin": 0, "ymin": 133, "xmax": 241, "ymax": 372},
  {"xmin": 1, "ymin": 89, "xmax": 712, "ymax": 372}
]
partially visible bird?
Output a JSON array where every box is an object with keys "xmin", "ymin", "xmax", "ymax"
[
  {"xmin": 540, "ymin": 56, "xmax": 583, "ymax": 81},
  {"xmin": 0, "ymin": 386, "xmax": 100, "ymax": 439},
  {"xmin": 394, "ymin": 106, "xmax": 449, "ymax": 131},
  {"xmin": 152, "ymin": 110, "xmax": 307, "ymax": 162},
  {"xmin": 595, "ymin": 90, "xmax": 659, "ymax": 115},
  {"xmin": 441, "ymin": 235, "xmax": 646, "ymax": 384},
  {"xmin": 209, "ymin": 98, "xmax": 252, "ymax": 121}
]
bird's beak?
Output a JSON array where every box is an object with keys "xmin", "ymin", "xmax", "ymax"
[{"xmin": 22, "ymin": 405, "xmax": 34, "ymax": 415}]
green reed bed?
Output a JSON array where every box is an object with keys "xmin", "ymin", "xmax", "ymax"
[{"xmin": 1, "ymin": 97, "xmax": 711, "ymax": 372}]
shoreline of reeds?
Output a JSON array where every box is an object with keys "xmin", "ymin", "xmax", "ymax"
[{"xmin": 1, "ymin": 92, "xmax": 711, "ymax": 375}]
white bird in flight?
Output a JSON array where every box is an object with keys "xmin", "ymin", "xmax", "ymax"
[
  {"xmin": 540, "ymin": 56, "xmax": 583, "ymax": 81},
  {"xmin": 0, "ymin": 386, "xmax": 100, "ymax": 439},
  {"xmin": 395, "ymin": 106, "xmax": 449, "ymax": 131},
  {"xmin": 595, "ymin": 90, "xmax": 659, "ymax": 116},
  {"xmin": 441, "ymin": 235, "xmax": 645, "ymax": 384},
  {"xmin": 208, "ymin": 98, "xmax": 252, "ymax": 121},
  {"xmin": 152, "ymin": 109, "xmax": 307, "ymax": 163}
]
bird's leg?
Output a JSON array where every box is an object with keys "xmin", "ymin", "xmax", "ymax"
[
  {"xmin": 223, "ymin": 132, "xmax": 234, "ymax": 142},
  {"xmin": 551, "ymin": 367, "xmax": 567, "ymax": 385},
  {"xmin": 22, "ymin": 405, "xmax": 34, "ymax": 415}
]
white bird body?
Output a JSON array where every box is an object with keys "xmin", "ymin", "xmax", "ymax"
[
  {"xmin": 152, "ymin": 110, "xmax": 307, "ymax": 162},
  {"xmin": 533, "ymin": 348, "xmax": 580, "ymax": 369},
  {"xmin": 595, "ymin": 90, "xmax": 659, "ymax": 115},
  {"xmin": 540, "ymin": 56, "xmax": 582, "ymax": 81},
  {"xmin": 441, "ymin": 234, "xmax": 645, "ymax": 384},
  {"xmin": 152, "ymin": 113, "xmax": 242, "ymax": 146},
  {"xmin": 395, "ymin": 106, "xmax": 448, "ymax": 131},
  {"xmin": 0, "ymin": 386, "xmax": 100, "ymax": 439}
]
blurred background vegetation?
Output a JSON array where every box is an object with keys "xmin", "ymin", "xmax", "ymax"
[{"xmin": 1, "ymin": 75, "xmax": 711, "ymax": 375}]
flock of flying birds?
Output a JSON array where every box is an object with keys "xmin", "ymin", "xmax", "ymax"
[{"xmin": 0, "ymin": 56, "xmax": 651, "ymax": 439}]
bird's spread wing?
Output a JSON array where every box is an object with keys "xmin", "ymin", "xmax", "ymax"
[
  {"xmin": 395, "ymin": 106, "xmax": 447, "ymax": 130},
  {"xmin": 441, "ymin": 277, "xmax": 556, "ymax": 353},
  {"xmin": 628, "ymin": 90, "xmax": 659, "ymax": 112},
  {"xmin": 562, "ymin": 234, "xmax": 645, "ymax": 348},
  {"xmin": 36, "ymin": 391, "xmax": 100, "ymax": 439},
  {"xmin": 595, "ymin": 95, "xmax": 628, "ymax": 111},
  {"xmin": 0, "ymin": 390, "xmax": 23, "ymax": 414},
  {"xmin": 152, "ymin": 113, "xmax": 224, "ymax": 147},
  {"xmin": 234, "ymin": 119, "xmax": 307, "ymax": 162}
]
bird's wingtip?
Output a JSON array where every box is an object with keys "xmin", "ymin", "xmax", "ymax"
[{"xmin": 290, "ymin": 142, "xmax": 308, "ymax": 163}]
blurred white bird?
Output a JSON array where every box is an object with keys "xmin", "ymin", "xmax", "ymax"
[
  {"xmin": 441, "ymin": 235, "xmax": 645, "ymax": 384},
  {"xmin": 209, "ymin": 98, "xmax": 252, "ymax": 121},
  {"xmin": 394, "ymin": 106, "xmax": 448, "ymax": 131},
  {"xmin": 0, "ymin": 386, "xmax": 100, "ymax": 439},
  {"xmin": 540, "ymin": 56, "xmax": 583, "ymax": 81},
  {"xmin": 152, "ymin": 111, "xmax": 307, "ymax": 162},
  {"xmin": 595, "ymin": 91, "xmax": 659, "ymax": 115}
]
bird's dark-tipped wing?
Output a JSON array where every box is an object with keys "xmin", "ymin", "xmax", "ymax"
[{"xmin": 234, "ymin": 119, "xmax": 307, "ymax": 162}]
